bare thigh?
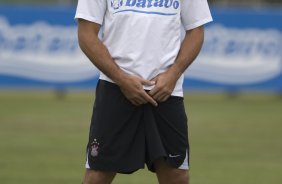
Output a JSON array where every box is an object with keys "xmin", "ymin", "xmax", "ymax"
[
  {"xmin": 83, "ymin": 169, "xmax": 116, "ymax": 184},
  {"xmin": 155, "ymin": 159, "xmax": 189, "ymax": 184}
]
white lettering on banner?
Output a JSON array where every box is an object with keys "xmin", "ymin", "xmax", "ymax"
[
  {"xmin": 0, "ymin": 17, "xmax": 98, "ymax": 82},
  {"xmin": 0, "ymin": 17, "xmax": 281, "ymax": 84},
  {"xmin": 185, "ymin": 25, "xmax": 282, "ymax": 84}
]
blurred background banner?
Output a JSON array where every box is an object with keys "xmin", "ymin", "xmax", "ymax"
[
  {"xmin": 0, "ymin": 5, "xmax": 281, "ymax": 91},
  {"xmin": 0, "ymin": 6, "xmax": 96, "ymax": 89},
  {"xmin": 187, "ymin": 7, "xmax": 282, "ymax": 91}
]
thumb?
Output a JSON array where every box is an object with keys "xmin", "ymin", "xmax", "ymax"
[{"xmin": 141, "ymin": 79, "xmax": 155, "ymax": 86}]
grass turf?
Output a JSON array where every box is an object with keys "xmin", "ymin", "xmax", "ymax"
[{"xmin": 0, "ymin": 91, "xmax": 281, "ymax": 184}]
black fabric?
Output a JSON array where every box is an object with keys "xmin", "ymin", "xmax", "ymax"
[{"xmin": 86, "ymin": 80, "xmax": 189, "ymax": 174}]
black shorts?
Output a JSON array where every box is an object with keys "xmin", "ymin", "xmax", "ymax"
[{"xmin": 85, "ymin": 80, "xmax": 189, "ymax": 174}]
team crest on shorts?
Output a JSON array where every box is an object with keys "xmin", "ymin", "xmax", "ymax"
[
  {"xmin": 111, "ymin": 0, "xmax": 123, "ymax": 10},
  {"xmin": 90, "ymin": 139, "xmax": 100, "ymax": 157}
]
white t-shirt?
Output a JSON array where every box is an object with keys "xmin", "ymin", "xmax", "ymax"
[{"xmin": 75, "ymin": 0, "xmax": 212, "ymax": 97}]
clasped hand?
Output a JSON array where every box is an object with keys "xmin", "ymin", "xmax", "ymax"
[{"xmin": 119, "ymin": 71, "xmax": 179, "ymax": 107}]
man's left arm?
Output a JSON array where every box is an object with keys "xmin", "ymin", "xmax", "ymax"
[{"xmin": 149, "ymin": 26, "xmax": 204, "ymax": 102}]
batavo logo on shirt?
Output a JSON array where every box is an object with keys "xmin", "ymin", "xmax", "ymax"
[
  {"xmin": 110, "ymin": 0, "xmax": 180, "ymax": 16},
  {"xmin": 111, "ymin": 0, "xmax": 123, "ymax": 9}
]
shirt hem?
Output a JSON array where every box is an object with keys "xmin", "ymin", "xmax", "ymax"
[
  {"xmin": 74, "ymin": 13, "xmax": 103, "ymax": 25},
  {"xmin": 98, "ymin": 77, "xmax": 183, "ymax": 97},
  {"xmin": 183, "ymin": 17, "xmax": 213, "ymax": 30}
]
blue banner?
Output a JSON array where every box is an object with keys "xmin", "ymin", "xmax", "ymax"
[{"xmin": 0, "ymin": 6, "xmax": 281, "ymax": 91}]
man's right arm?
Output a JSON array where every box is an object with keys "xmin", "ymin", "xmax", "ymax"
[{"xmin": 77, "ymin": 19, "xmax": 157, "ymax": 106}]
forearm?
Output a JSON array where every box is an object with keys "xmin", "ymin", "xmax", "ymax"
[
  {"xmin": 77, "ymin": 19, "xmax": 157, "ymax": 106},
  {"xmin": 168, "ymin": 26, "xmax": 204, "ymax": 78},
  {"xmin": 77, "ymin": 21, "xmax": 127, "ymax": 85}
]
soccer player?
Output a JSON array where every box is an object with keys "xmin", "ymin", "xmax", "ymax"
[{"xmin": 75, "ymin": 0, "xmax": 212, "ymax": 183}]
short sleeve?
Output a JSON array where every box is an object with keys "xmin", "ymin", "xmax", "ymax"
[
  {"xmin": 75, "ymin": 0, "xmax": 107, "ymax": 25},
  {"xmin": 181, "ymin": 0, "xmax": 213, "ymax": 30}
]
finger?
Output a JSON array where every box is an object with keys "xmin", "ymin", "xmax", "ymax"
[
  {"xmin": 131, "ymin": 99, "xmax": 143, "ymax": 106},
  {"xmin": 159, "ymin": 94, "xmax": 169, "ymax": 102},
  {"xmin": 149, "ymin": 87, "xmax": 165, "ymax": 101},
  {"xmin": 141, "ymin": 79, "xmax": 155, "ymax": 87},
  {"xmin": 135, "ymin": 93, "xmax": 148, "ymax": 103},
  {"xmin": 137, "ymin": 98, "xmax": 147, "ymax": 105},
  {"xmin": 131, "ymin": 100, "xmax": 139, "ymax": 106},
  {"xmin": 134, "ymin": 98, "xmax": 146, "ymax": 106},
  {"xmin": 142, "ymin": 91, "xmax": 158, "ymax": 107},
  {"xmin": 148, "ymin": 86, "xmax": 159, "ymax": 96},
  {"xmin": 152, "ymin": 90, "xmax": 163, "ymax": 101}
]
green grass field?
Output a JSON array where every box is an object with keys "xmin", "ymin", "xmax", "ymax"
[{"xmin": 0, "ymin": 91, "xmax": 281, "ymax": 184}]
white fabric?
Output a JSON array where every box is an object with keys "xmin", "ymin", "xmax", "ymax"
[
  {"xmin": 75, "ymin": 0, "xmax": 212, "ymax": 97},
  {"xmin": 178, "ymin": 149, "xmax": 189, "ymax": 170},
  {"xmin": 85, "ymin": 151, "xmax": 90, "ymax": 169}
]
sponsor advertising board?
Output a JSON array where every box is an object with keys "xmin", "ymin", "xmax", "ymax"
[{"xmin": 0, "ymin": 5, "xmax": 281, "ymax": 90}]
